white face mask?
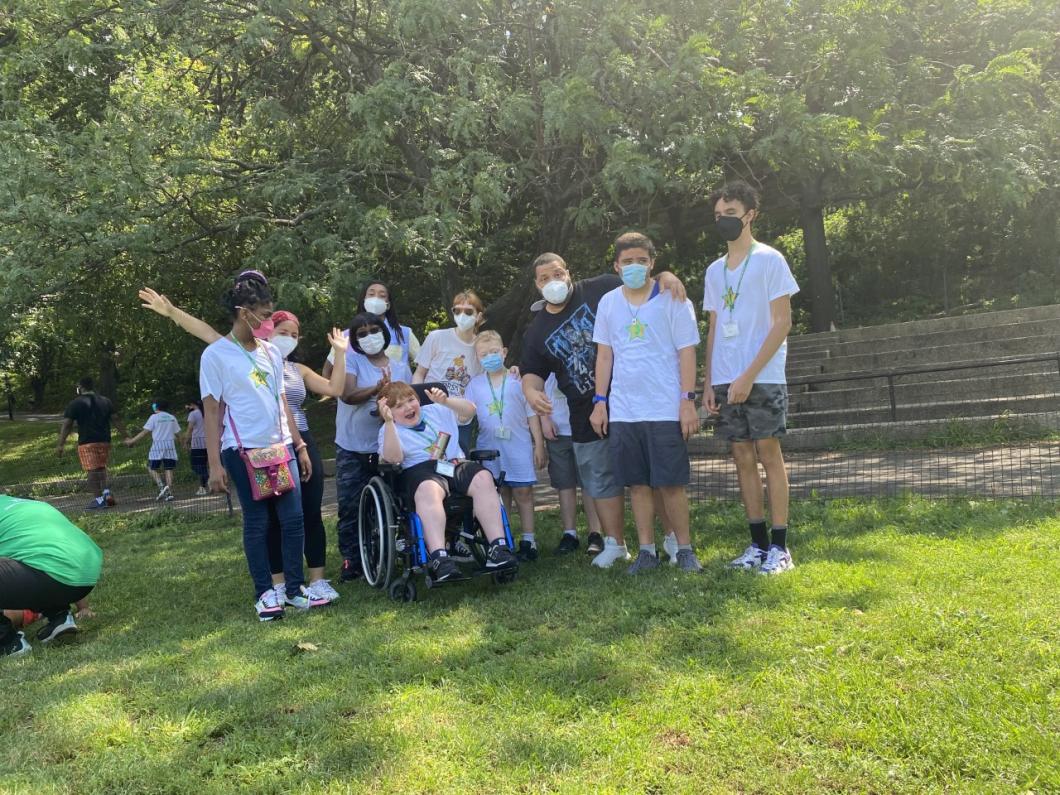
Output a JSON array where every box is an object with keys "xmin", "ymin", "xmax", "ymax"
[
  {"xmin": 363, "ymin": 296, "xmax": 388, "ymax": 315},
  {"xmin": 272, "ymin": 334, "xmax": 298, "ymax": 358},
  {"xmin": 453, "ymin": 312, "xmax": 477, "ymax": 332},
  {"xmin": 359, "ymin": 332, "xmax": 386, "ymax": 355},
  {"xmin": 541, "ymin": 279, "xmax": 570, "ymax": 305}
]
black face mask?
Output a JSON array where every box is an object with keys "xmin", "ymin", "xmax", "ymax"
[{"xmin": 715, "ymin": 215, "xmax": 746, "ymax": 241}]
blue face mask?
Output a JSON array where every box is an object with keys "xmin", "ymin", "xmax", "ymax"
[
  {"xmin": 480, "ymin": 353, "xmax": 505, "ymax": 372},
  {"xmin": 151, "ymin": 403, "xmax": 158, "ymax": 412},
  {"xmin": 620, "ymin": 263, "xmax": 649, "ymax": 289}
]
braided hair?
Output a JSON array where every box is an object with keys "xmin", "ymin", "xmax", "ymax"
[{"xmin": 221, "ymin": 271, "xmax": 273, "ymax": 319}]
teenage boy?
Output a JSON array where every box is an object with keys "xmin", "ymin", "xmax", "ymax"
[
  {"xmin": 124, "ymin": 400, "xmax": 181, "ymax": 501},
  {"xmin": 520, "ymin": 254, "xmax": 687, "ymax": 567},
  {"xmin": 57, "ymin": 377, "xmax": 117, "ymax": 510},
  {"xmin": 465, "ymin": 331, "xmax": 546, "ymax": 561},
  {"xmin": 590, "ymin": 232, "xmax": 702, "ymax": 574},
  {"xmin": 702, "ymin": 181, "xmax": 799, "ymax": 575}
]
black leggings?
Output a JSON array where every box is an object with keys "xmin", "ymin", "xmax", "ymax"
[
  {"xmin": 0, "ymin": 557, "xmax": 93, "ymax": 643},
  {"xmin": 267, "ymin": 428, "xmax": 326, "ymax": 574}
]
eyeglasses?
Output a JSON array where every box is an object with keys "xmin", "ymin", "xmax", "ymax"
[
  {"xmin": 451, "ymin": 307, "xmax": 476, "ymax": 316},
  {"xmin": 355, "ymin": 326, "xmax": 383, "ymax": 338}
]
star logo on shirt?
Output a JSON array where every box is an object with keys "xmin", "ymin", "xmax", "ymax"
[
  {"xmin": 627, "ymin": 318, "xmax": 648, "ymax": 341},
  {"xmin": 722, "ymin": 286, "xmax": 738, "ymax": 311},
  {"xmin": 488, "ymin": 398, "xmax": 503, "ymax": 416},
  {"xmin": 250, "ymin": 367, "xmax": 270, "ymax": 388}
]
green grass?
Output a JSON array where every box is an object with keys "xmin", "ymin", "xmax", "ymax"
[{"xmin": 2, "ymin": 498, "xmax": 1058, "ymax": 793}]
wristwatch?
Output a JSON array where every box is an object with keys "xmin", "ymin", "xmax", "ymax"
[
  {"xmin": 592, "ymin": 394, "xmax": 608, "ymax": 404},
  {"xmin": 681, "ymin": 392, "xmax": 697, "ymax": 401}
]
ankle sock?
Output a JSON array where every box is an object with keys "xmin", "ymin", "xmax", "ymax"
[
  {"xmin": 678, "ymin": 544, "xmax": 692, "ymax": 552},
  {"xmin": 749, "ymin": 520, "xmax": 769, "ymax": 551},
  {"xmin": 563, "ymin": 529, "xmax": 577, "ymax": 537},
  {"xmin": 521, "ymin": 533, "xmax": 535, "ymax": 544},
  {"xmin": 640, "ymin": 543, "xmax": 657, "ymax": 556},
  {"xmin": 771, "ymin": 526, "xmax": 787, "ymax": 550}
]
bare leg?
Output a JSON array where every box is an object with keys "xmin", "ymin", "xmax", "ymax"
[
  {"xmin": 653, "ymin": 490, "xmax": 673, "ymax": 536},
  {"xmin": 414, "ymin": 481, "xmax": 448, "ymax": 553},
  {"xmin": 630, "ymin": 485, "xmax": 655, "ymax": 546},
  {"xmin": 558, "ymin": 487, "xmax": 577, "ymax": 531},
  {"xmin": 659, "ymin": 486, "xmax": 691, "ymax": 545},
  {"xmin": 593, "ymin": 494, "xmax": 626, "ymax": 544},
  {"xmin": 468, "ymin": 470, "xmax": 505, "ymax": 542},
  {"xmin": 512, "ymin": 486, "xmax": 534, "ymax": 536},
  {"xmin": 86, "ymin": 468, "xmax": 104, "ymax": 498},
  {"xmin": 307, "ymin": 566, "xmax": 326, "ymax": 583},
  {"xmin": 164, "ymin": 470, "xmax": 174, "ymax": 489},
  {"xmin": 731, "ymin": 441, "xmax": 765, "ymax": 521},
  {"xmin": 148, "ymin": 465, "xmax": 163, "ymax": 491},
  {"xmin": 582, "ymin": 491, "xmax": 602, "ymax": 534},
  {"xmin": 755, "ymin": 439, "xmax": 789, "ymax": 528}
]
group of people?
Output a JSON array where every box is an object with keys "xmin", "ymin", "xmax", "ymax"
[{"xmin": 2, "ymin": 180, "xmax": 799, "ymax": 647}]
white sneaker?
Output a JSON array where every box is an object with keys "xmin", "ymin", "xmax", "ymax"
[
  {"xmin": 663, "ymin": 532, "xmax": 679, "ymax": 565},
  {"xmin": 591, "ymin": 537, "xmax": 631, "ymax": 569},
  {"xmin": 730, "ymin": 545, "xmax": 767, "ymax": 571},
  {"xmin": 255, "ymin": 588, "xmax": 285, "ymax": 621},
  {"xmin": 195, "ymin": 486, "xmax": 208, "ymax": 496},
  {"xmin": 307, "ymin": 579, "xmax": 340, "ymax": 604},
  {"xmin": 759, "ymin": 546, "xmax": 794, "ymax": 575},
  {"xmin": 155, "ymin": 485, "xmax": 169, "ymax": 501}
]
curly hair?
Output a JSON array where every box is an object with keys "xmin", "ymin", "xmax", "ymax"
[
  {"xmin": 221, "ymin": 272, "xmax": 273, "ymax": 319},
  {"xmin": 708, "ymin": 180, "xmax": 760, "ymax": 212}
]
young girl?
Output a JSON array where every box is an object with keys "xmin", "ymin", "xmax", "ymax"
[
  {"xmin": 333, "ymin": 313, "xmax": 413, "ymax": 581},
  {"xmin": 197, "ymin": 275, "xmax": 313, "ymax": 621},
  {"xmin": 377, "ymin": 381, "xmax": 516, "ymax": 583},
  {"xmin": 412, "ymin": 290, "xmax": 485, "ymax": 452},
  {"xmin": 140, "ymin": 285, "xmax": 349, "ymax": 606},
  {"xmin": 184, "ymin": 399, "xmax": 209, "ymax": 495}
]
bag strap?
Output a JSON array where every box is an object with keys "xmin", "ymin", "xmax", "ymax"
[{"xmin": 227, "ymin": 405, "xmax": 245, "ymax": 452}]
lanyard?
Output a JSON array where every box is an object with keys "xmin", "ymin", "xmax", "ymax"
[
  {"xmin": 228, "ymin": 334, "xmax": 280, "ymax": 412},
  {"xmin": 486, "ymin": 373, "xmax": 506, "ymax": 419},
  {"xmin": 722, "ymin": 243, "xmax": 756, "ymax": 317}
]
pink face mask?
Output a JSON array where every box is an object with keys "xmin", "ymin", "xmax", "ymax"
[{"xmin": 252, "ymin": 319, "xmax": 275, "ymax": 339}]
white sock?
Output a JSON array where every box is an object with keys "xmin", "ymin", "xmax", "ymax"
[
  {"xmin": 564, "ymin": 529, "xmax": 577, "ymax": 537},
  {"xmin": 522, "ymin": 533, "xmax": 535, "ymax": 543},
  {"xmin": 641, "ymin": 544, "xmax": 657, "ymax": 556}
]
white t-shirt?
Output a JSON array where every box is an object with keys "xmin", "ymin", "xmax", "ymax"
[
  {"xmin": 144, "ymin": 412, "xmax": 181, "ymax": 461},
  {"xmin": 186, "ymin": 408, "xmax": 206, "ymax": 449},
  {"xmin": 592, "ymin": 285, "xmax": 700, "ymax": 423},
  {"xmin": 415, "ymin": 328, "xmax": 481, "ymax": 397},
  {"xmin": 377, "ymin": 402, "xmax": 465, "ymax": 470},
  {"xmin": 465, "ymin": 373, "xmax": 537, "ymax": 483},
  {"xmin": 200, "ymin": 337, "xmax": 292, "ymax": 450},
  {"xmin": 545, "ymin": 373, "xmax": 571, "ymax": 437},
  {"xmin": 702, "ymin": 243, "xmax": 799, "ymax": 385},
  {"xmin": 335, "ymin": 353, "xmax": 412, "ymax": 453}
]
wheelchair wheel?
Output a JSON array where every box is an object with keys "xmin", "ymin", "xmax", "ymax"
[
  {"xmin": 388, "ymin": 579, "xmax": 417, "ymax": 603},
  {"xmin": 358, "ymin": 476, "xmax": 398, "ymax": 589}
]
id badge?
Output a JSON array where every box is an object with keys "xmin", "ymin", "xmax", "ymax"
[
  {"xmin": 495, "ymin": 426, "xmax": 512, "ymax": 441},
  {"xmin": 435, "ymin": 460, "xmax": 456, "ymax": 477},
  {"xmin": 722, "ymin": 321, "xmax": 740, "ymax": 339}
]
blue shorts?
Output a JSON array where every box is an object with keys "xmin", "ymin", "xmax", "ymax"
[
  {"xmin": 500, "ymin": 479, "xmax": 536, "ymax": 489},
  {"xmin": 149, "ymin": 458, "xmax": 177, "ymax": 471}
]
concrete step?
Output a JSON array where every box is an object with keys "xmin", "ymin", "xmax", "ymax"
[
  {"xmin": 693, "ymin": 410, "xmax": 1059, "ymax": 452},
  {"xmin": 788, "ymin": 303, "xmax": 1060, "ymax": 349},
  {"xmin": 788, "ymin": 393, "xmax": 1060, "ymax": 428},
  {"xmin": 816, "ymin": 335, "xmax": 1060, "ymax": 375},
  {"xmin": 823, "ymin": 318, "xmax": 1060, "ymax": 358},
  {"xmin": 789, "ymin": 370, "xmax": 1060, "ymax": 413}
]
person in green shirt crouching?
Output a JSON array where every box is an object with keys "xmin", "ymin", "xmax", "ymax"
[{"xmin": 0, "ymin": 496, "xmax": 103, "ymax": 658}]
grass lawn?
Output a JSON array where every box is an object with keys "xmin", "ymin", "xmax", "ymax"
[{"xmin": 2, "ymin": 497, "xmax": 1057, "ymax": 793}]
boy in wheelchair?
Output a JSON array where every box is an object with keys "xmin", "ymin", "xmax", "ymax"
[{"xmin": 377, "ymin": 381, "xmax": 518, "ymax": 582}]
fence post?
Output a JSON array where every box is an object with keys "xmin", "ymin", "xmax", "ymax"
[{"xmin": 887, "ymin": 375, "xmax": 897, "ymax": 422}]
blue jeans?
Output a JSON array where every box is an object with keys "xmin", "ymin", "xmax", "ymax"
[
  {"xmin": 335, "ymin": 447, "xmax": 377, "ymax": 564},
  {"xmin": 223, "ymin": 446, "xmax": 305, "ymax": 599}
]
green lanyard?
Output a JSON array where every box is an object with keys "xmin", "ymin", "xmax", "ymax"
[
  {"xmin": 722, "ymin": 243, "xmax": 756, "ymax": 317},
  {"xmin": 411, "ymin": 416, "xmax": 445, "ymax": 455},
  {"xmin": 486, "ymin": 374, "xmax": 505, "ymax": 420},
  {"xmin": 228, "ymin": 334, "xmax": 280, "ymax": 412}
]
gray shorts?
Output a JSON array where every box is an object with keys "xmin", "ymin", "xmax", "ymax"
[
  {"xmin": 572, "ymin": 437, "xmax": 623, "ymax": 499},
  {"xmin": 546, "ymin": 435, "xmax": 579, "ymax": 490},
  {"xmin": 713, "ymin": 383, "xmax": 788, "ymax": 442},
  {"xmin": 610, "ymin": 421, "xmax": 690, "ymax": 487}
]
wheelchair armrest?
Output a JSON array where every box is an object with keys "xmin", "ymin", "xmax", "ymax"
[
  {"xmin": 468, "ymin": 449, "xmax": 499, "ymax": 462},
  {"xmin": 378, "ymin": 461, "xmax": 403, "ymax": 474}
]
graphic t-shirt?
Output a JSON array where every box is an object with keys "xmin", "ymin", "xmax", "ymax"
[
  {"xmin": 377, "ymin": 402, "xmax": 465, "ymax": 470},
  {"xmin": 186, "ymin": 409, "xmax": 207, "ymax": 449},
  {"xmin": 702, "ymin": 243, "xmax": 799, "ymax": 386},
  {"xmin": 544, "ymin": 373, "xmax": 571, "ymax": 437},
  {"xmin": 415, "ymin": 328, "xmax": 481, "ymax": 397},
  {"xmin": 592, "ymin": 285, "xmax": 700, "ymax": 422},
  {"xmin": 63, "ymin": 393, "xmax": 114, "ymax": 445},
  {"xmin": 199, "ymin": 336, "xmax": 292, "ymax": 450},
  {"xmin": 335, "ymin": 353, "xmax": 412, "ymax": 453},
  {"xmin": 0, "ymin": 495, "xmax": 103, "ymax": 586},
  {"xmin": 465, "ymin": 373, "xmax": 537, "ymax": 483},
  {"xmin": 520, "ymin": 274, "xmax": 621, "ymax": 443},
  {"xmin": 144, "ymin": 411, "xmax": 181, "ymax": 461}
]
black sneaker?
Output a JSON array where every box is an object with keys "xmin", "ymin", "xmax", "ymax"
[
  {"xmin": 428, "ymin": 555, "xmax": 461, "ymax": 582},
  {"xmin": 486, "ymin": 544, "xmax": 517, "ymax": 570},
  {"xmin": 1, "ymin": 631, "xmax": 31, "ymax": 658},
  {"xmin": 586, "ymin": 532, "xmax": 605, "ymax": 555},
  {"xmin": 37, "ymin": 612, "xmax": 79, "ymax": 644},
  {"xmin": 340, "ymin": 558, "xmax": 363, "ymax": 582},
  {"xmin": 555, "ymin": 533, "xmax": 580, "ymax": 555},
  {"xmin": 517, "ymin": 539, "xmax": 538, "ymax": 562}
]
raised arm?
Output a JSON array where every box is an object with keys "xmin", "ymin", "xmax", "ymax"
[
  {"xmin": 378, "ymin": 398, "xmax": 404, "ymax": 464},
  {"xmin": 139, "ymin": 287, "xmax": 222, "ymax": 344},
  {"xmin": 299, "ymin": 328, "xmax": 350, "ymax": 398}
]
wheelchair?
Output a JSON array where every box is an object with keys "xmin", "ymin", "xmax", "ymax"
[{"xmin": 356, "ymin": 384, "xmax": 519, "ymax": 603}]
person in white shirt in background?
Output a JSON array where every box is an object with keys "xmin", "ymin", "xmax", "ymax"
[
  {"xmin": 183, "ymin": 399, "xmax": 209, "ymax": 495},
  {"xmin": 124, "ymin": 400, "xmax": 181, "ymax": 501},
  {"xmin": 322, "ymin": 278, "xmax": 421, "ymax": 378}
]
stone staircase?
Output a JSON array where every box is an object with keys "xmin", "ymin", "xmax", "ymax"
[{"xmin": 706, "ymin": 304, "xmax": 1060, "ymax": 451}]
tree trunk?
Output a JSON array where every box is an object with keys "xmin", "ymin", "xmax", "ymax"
[
  {"xmin": 98, "ymin": 345, "xmax": 119, "ymax": 404},
  {"xmin": 799, "ymin": 178, "xmax": 835, "ymax": 332}
]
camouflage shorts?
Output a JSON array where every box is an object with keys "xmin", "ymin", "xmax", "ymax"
[{"xmin": 712, "ymin": 383, "xmax": 788, "ymax": 442}]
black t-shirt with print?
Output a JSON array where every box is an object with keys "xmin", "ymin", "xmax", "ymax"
[
  {"xmin": 63, "ymin": 393, "xmax": 114, "ymax": 445},
  {"xmin": 520, "ymin": 274, "xmax": 620, "ymax": 443}
]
